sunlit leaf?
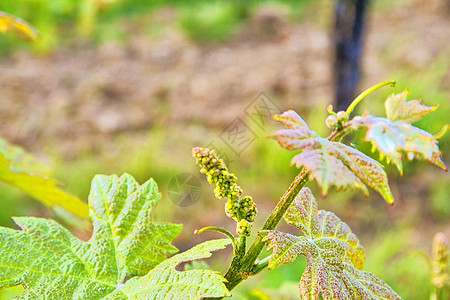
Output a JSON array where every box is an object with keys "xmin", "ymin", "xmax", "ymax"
[
  {"xmin": 0, "ymin": 11, "xmax": 39, "ymax": 40},
  {"xmin": 114, "ymin": 239, "xmax": 231, "ymax": 299},
  {"xmin": 88, "ymin": 173, "xmax": 183, "ymax": 277},
  {"xmin": 272, "ymin": 110, "xmax": 393, "ymax": 204},
  {"xmin": 385, "ymin": 90, "xmax": 438, "ymax": 123},
  {"xmin": 261, "ymin": 188, "xmax": 401, "ymax": 300},
  {"xmin": 272, "ymin": 109, "xmax": 309, "ymax": 130},
  {"xmin": 0, "ymin": 174, "xmax": 229, "ymax": 299},
  {"xmin": 348, "ymin": 91, "xmax": 446, "ymax": 174},
  {"xmin": 0, "ymin": 138, "xmax": 89, "ymax": 218}
]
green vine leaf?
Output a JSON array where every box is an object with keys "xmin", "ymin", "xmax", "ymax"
[
  {"xmin": 0, "ymin": 11, "xmax": 39, "ymax": 40},
  {"xmin": 272, "ymin": 110, "xmax": 393, "ymax": 204},
  {"xmin": 0, "ymin": 137, "xmax": 89, "ymax": 218},
  {"xmin": 261, "ymin": 187, "xmax": 401, "ymax": 300},
  {"xmin": 88, "ymin": 174, "xmax": 183, "ymax": 277},
  {"xmin": 113, "ymin": 239, "xmax": 231, "ymax": 299},
  {"xmin": 0, "ymin": 173, "xmax": 234, "ymax": 299},
  {"xmin": 348, "ymin": 91, "xmax": 446, "ymax": 174}
]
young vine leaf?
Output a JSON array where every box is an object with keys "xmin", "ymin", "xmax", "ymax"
[
  {"xmin": 88, "ymin": 174, "xmax": 182, "ymax": 277},
  {"xmin": 271, "ymin": 110, "xmax": 393, "ymax": 204},
  {"xmin": 0, "ymin": 137, "xmax": 89, "ymax": 218},
  {"xmin": 111, "ymin": 239, "xmax": 231, "ymax": 299},
  {"xmin": 385, "ymin": 90, "xmax": 438, "ymax": 123},
  {"xmin": 348, "ymin": 90, "xmax": 446, "ymax": 174},
  {"xmin": 261, "ymin": 187, "xmax": 401, "ymax": 300},
  {"xmin": 0, "ymin": 173, "xmax": 231, "ymax": 299},
  {"xmin": 0, "ymin": 11, "xmax": 39, "ymax": 40}
]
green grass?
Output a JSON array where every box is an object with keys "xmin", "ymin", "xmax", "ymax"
[
  {"xmin": 0, "ymin": 0, "xmax": 317, "ymax": 55},
  {"xmin": 365, "ymin": 228, "xmax": 433, "ymax": 300},
  {"xmin": 178, "ymin": 2, "xmax": 243, "ymax": 43}
]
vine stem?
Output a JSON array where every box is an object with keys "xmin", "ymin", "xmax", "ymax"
[
  {"xmin": 223, "ymin": 168, "xmax": 309, "ymax": 290},
  {"xmin": 238, "ymin": 235, "xmax": 246, "ymax": 257},
  {"xmin": 345, "ymin": 80, "xmax": 396, "ymax": 117}
]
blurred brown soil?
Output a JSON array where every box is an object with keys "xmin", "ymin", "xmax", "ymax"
[{"xmin": 0, "ymin": 0, "xmax": 449, "ymax": 245}]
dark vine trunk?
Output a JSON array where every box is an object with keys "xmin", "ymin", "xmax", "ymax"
[{"xmin": 333, "ymin": 0, "xmax": 369, "ymax": 112}]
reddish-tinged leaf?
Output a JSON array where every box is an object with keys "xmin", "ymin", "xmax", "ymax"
[
  {"xmin": 261, "ymin": 188, "xmax": 401, "ymax": 300},
  {"xmin": 272, "ymin": 110, "xmax": 309, "ymax": 129},
  {"xmin": 285, "ymin": 188, "xmax": 365, "ymax": 269},
  {"xmin": 272, "ymin": 129, "xmax": 317, "ymax": 150},
  {"xmin": 333, "ymin": 143, "xmax": 394, "ymax": 204},
  {"xmin": 385, "ymin": 90, "xmax": 438, "ymax": 123},
  {"xmin": 271, "ymin": 111, "xmax": 394, "ymax": 204},
  {"xmin": 346, "ymin": 91, "xmax": 446, "ymax": 174},
  {"xmin": 290, "ymin": 145, "xmax": 368, "ymax": 197},
  {"xmin": 350, "ymin": 116, "xmax": 446, "ymax": 174}
]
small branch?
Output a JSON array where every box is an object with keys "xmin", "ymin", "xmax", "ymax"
[
  {"xmin": 261, "ymin": 168, "xmax": 309, "ymax": 231},
  {"xmin": 251, "ymin": 255, "xmax": 271, "ymax": 276}
]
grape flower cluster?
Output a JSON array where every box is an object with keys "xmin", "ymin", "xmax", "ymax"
[{"xmin": 192, "ymin": 147, "xmax": 257, "ymax": 236}]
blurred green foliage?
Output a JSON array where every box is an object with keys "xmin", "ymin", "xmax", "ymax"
[
  {"xmin": 364, "ymin": 229, "xmax": 433, "ymax": 300},
  {"xmin": 431, "ymin": 178, "xmax": 450, "ymax": 220},
  {"xmin": 178, "ymin": 2, "xmax": 243, "ymax": 43},
  {"xmin": 0, "ymin": 183, "xmax": 38, "ymax": 229},
  {"xmin": 0, "ymin": 0, "xmax": 314, "ymax": 54}
]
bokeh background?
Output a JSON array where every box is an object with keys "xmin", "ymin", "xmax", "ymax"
[{"xmin": 0, "ymin": 0, "xmax": 449, "ymax": 299}]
